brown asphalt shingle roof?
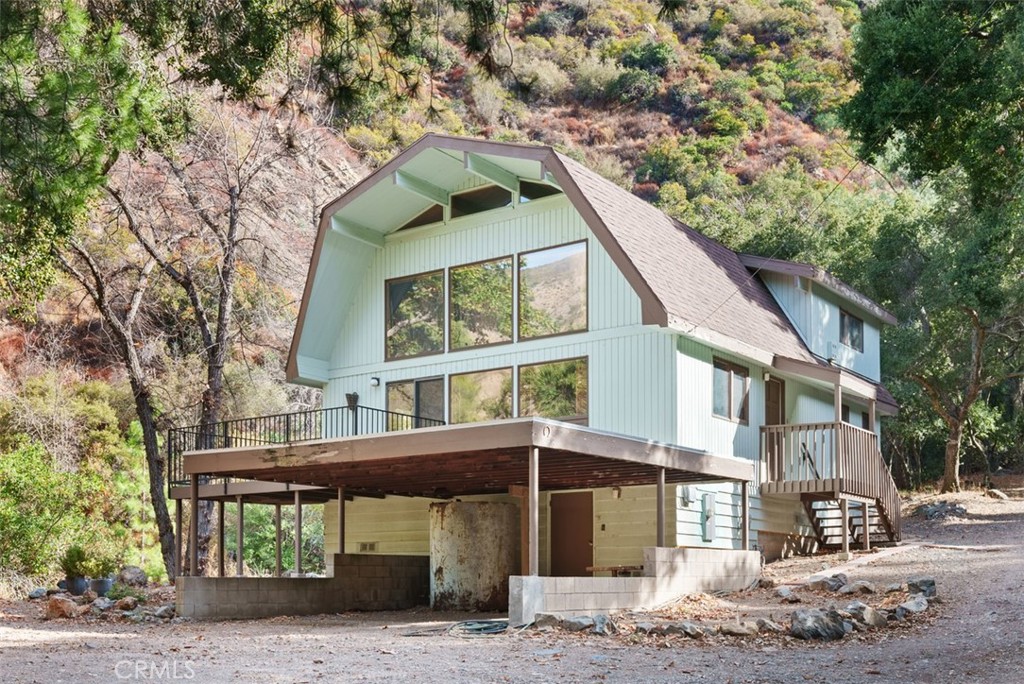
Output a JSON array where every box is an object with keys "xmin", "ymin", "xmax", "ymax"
[{"xmin": 556, "ymin": 154, "xmax": 817, "ymax": 364}]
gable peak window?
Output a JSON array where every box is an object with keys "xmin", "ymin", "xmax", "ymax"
[
  {"xmin": 840, "ymin": 309, "xmax": 864, "ymax": 352},
  {"xmin": 713, "ymin": 358, "xmax": 749, "ymax": 423}
]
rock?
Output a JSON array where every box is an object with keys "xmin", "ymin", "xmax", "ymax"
[
  {"xmin": 533, "ymin": 612, "xmax": 561, "ymax": 629},
  {"xmin": 907, "ymin": 576, "xmax": 937, "ymax": 598},
  {"xmin": 805, "ymin": 573, "xmax": 847, "ymax": 592},
  {"xmin": 720, "ymin": 621, "xmax": 760, "ymax": 637},
  {"xmin": 154, "ymin": 604, "xmax": 176, "ymax": 620},
  {"xmin": 562, "ymin": 615, "xmax": 594, "ymax": 632},
  {"xmin": 92, "ymin": 597, "xmax": 115, "ymax": 611},
  {"xmin": 825, "ymin": 573, "xmax": 849, "ymax": 592},
  {"xmin": 885, "ymin": 582, "xmax": 904, "ymax": 594},
  {"xmin": 776, "ymin": 586, "xmax": 802, "ymax": 603},
  {"xmin": 591, "ymin": 614, "xmax": 617, "ymax": 636},
  {"xmin": 845, "ymin": 601, "xmax": 887, "ymax": 628},
  {"xmin": 986, "ymin": 488, "xmax": 1009, "ymax": 500},
  {"xmin": 118, "ymin": 566, "xmax": 148, "ymax": 587},
  {"xmin": 45, "ymin": 596, "xmax": 80, "ymax": 619},
  {"xmin": 838, "ymin": 580, "xmax": 876, "ymax": 595},
  {"xmin": 28, "ymin": 588, "xmax": 46, "ymax": 600},
  {"xmin": 659, "ymin": 621, "xmax": 705, "ymax": 638},
  {"xmin": 917, "ymin": 501, "xmax": 967, "ymax": 520},
  {"xmin": 114, "ymin": 596, "xmax": 139, "ymax": 611},
  {"xmin": 634, "ymin": 622, "xmax": 658, "ymax": 635},
  {"xmin": 757, "ymin": 577, "xmax": 777, "ymax": 589},
  {"xmin": 756, "ymin": 618, "xmax": 786, "ymax": 634},
  {"xmin": 789, "ymin": 609, "xmax": 849, "ymax": 641},
  {"xmin": 896, "ymin": 596, "xmax": 929, "ymax": 619},
  {"xmin": 81, "ymin": 590, "xmax": 98, "ymax": 603}
]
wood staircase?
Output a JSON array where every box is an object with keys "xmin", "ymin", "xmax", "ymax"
[
  {"xmin": 761, "ymin": 421, "xmax": 901, "ymax": 547},
  {"xmin": 802, "ymin": 497, "xmax": 897, "ymax": 549}
]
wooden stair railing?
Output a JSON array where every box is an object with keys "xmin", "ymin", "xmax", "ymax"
[{"xmin": 763, "ymin": 422, "xmax": 901, "ymax": 543}]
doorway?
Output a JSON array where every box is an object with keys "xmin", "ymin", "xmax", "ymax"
[
  {"xmin": 549, "ymin": 492, "xmax": 593, "ymax": 576},
  {"xmin": 764, "ymin": 377, "xmax": 785, "ymax": 468}
]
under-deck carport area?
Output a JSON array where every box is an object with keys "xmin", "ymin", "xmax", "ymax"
[{"xmin": 176, "ymin": 418, "xmax": 759, "ymax": 620}]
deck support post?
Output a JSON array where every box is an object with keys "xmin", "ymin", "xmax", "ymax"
[
  {"xmin": 337, "ymin": 487, "xmax": 346, "ymax": 555},
  {"xmin": 840, "ymin": 498, "xmax": 850, "ymax": 555},
  {"xmin": 868, "ymin": 399, "xmax": 877, "ymax": 432},
  {"xmin": 741, "ymin": 482, "xmax": 750, "ymax": 551},
  {"xmin": 656, "ymin": 468, "xmax": 666, "ymax": 547},
  {"xmin": 235, "ymin": 495, "xmax": 244, "ymax": 577},
  {"xmin": 174, "ymin": 499, "xmax": 183, "ymax": 579},
  {"xmin": 217, "ymin": 500, "xmax": 225, "ymax": 577},
  {"xmin": 862, "ymin": 501, "xmax": 871, "ymax": 551},
  {"xmin": 189, "ymin": 475, "xmax": 198, "ymax": 576},
  {"xmin": 528, "ymin": 446, "xmax": 539, "ymax": 576},
  {"xmin": 274, "ymin": 504, "xmax": 282, "ymax": 577},
  {"xmin": 294, "ymin": 490, "xmax": 303, "ymax": 576}
]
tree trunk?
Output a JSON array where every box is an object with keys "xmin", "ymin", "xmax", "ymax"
[
  {"xmin": 940, "ymin": 418, "xmax": 964, "ymax": 493},
  {"xmin": 131, "ymin": 378, "xmax": 177, "ymax": 578}
]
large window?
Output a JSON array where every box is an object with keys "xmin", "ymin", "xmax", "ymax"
[
  {"xmin": 385, "ymin": 270, "xmax": 444, "ymax": 359},
  {"xmin": 840, "ymin": 309, "xmax": 864, "ymax": 352},
  {"xmin": 518, "ymin": 241, "xmax": 587, "ymax": 340},
  {"xmin": 713, "ymin": 359, "xmax": 748, "ymax": 423},
  {"xmin": 386, "ymin": 377, "xmax": 445, "ymax": 429},
  {"xmin": 449, "ymin": 368, "xmax": 513, "ymax": 424},
  {"xmin": 519, "ymin": 357, "xmax": 588, "ymax": 419},
  {"xmin": 449, "ymin": 257, "xmax": 513, "ymax": 350}
]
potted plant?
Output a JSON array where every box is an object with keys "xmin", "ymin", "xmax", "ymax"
[
  {"xmin": 86, "ymin": 553, "xmax": 118, "ymax": 597},
  {"xmin": 59, "ymin": 545, "xmax": 89, "ymax": 596}
]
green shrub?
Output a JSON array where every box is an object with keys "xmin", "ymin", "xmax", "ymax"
[
  {"xmin": 60, "ymin": 545, "xmax": 88, "ymax": 578},
  {"xmin": 526, "ymin": 10, "xmax": 576, "ymax": 38},
  {"xmin": 572, "ymin": 57, "xmax": 623, "ymax": 104},
  {"xmin": 618, "ymin": 39, "xmax": 678, "ymax": 76},
  {"xmin": 106, "ymin": 582, "xmax": 147, "ymax": 603},
  {"xmin": 609, "ymin": 68, "xmax": 661, "ymax": 105}
]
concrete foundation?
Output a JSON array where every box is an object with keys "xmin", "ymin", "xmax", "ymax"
[
  {"xmin": 509, "ymin": 546, "xmax": 761, "ymax": 625},
  {"xmin": 429, "ymin": 501, "xmax": 518, "ymax": 611},
  {"xmin": 757, "ymin": 531, "xmax": 818, "ymax": 561},
  {"xmin": 176, "ymin": 553, "xmax": 428, "ymax": 619}
]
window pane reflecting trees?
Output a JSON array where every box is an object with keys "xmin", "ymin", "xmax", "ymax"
[
  {"xmin": 519, "ymin": 358, "xmax": 588, "ymax": 419},
  {"xmin": 450, "ymin": 257, "xmax": 513, "ymax": 350},
  {"xmin": 386, "ymin": 271, "xmax": 444, "ymax": 359},
  {"xmin": 450, "ymin": 368, "xmax": 513, "ymax": 424}
]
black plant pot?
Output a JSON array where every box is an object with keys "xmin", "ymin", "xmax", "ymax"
[
  {"xmin": 90, "ymin": 577, "xmax": 114, "ymax": 597},
  {"xmin": 66, "ymin": 576, "xmax": 89, "ymax": 596}
]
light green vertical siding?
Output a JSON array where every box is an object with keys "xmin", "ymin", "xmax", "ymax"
[
  {"xmin": 761, "ymin": 272, "xmax": 881, "ymax": 381},
  {"xmin": 324, "ymin": 196, "xmax": 678, "ymax": 442}
]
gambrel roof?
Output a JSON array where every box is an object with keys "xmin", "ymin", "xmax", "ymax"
[{"xmin": 288, "ymin": 134, "xmax": 870, "ymax": 392}]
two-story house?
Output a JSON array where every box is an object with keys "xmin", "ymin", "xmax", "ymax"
[{"xmin": 172, "ymin": 135, "xmax": 900, "ymax": 622}]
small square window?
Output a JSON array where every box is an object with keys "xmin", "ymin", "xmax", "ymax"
[{"xmin": 840, "ymin": 309, "xmax": 864, "ymax": 352}]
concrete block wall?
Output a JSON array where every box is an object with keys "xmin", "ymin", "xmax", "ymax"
[
  {"xmin": 509, "ymin": 546, "xmax": 760, "ymax": 624},
  {"xmin": 177, "ymin": 553, "xmax": 428, "ymax": 619}
]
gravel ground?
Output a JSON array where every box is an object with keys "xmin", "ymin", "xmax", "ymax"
[{"xmin": 1, "ymin": 489, "xmax": 1022, "ymax": 684}]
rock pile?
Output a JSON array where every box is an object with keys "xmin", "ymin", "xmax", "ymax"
[
  {"xmin": 533, "ymin": 574, "xmax": 939, "ymax": 643},
  {"xmin": 916, "ymin": 501, "xmax": 967, "ymax": 520},
  {"xmin": 28, "ymin": 587, "xmax": 179, "ymax": 623}
]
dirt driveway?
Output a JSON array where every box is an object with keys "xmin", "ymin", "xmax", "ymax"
[{"xmin": 2, "ymin": 490, "xmax": 1022, "ymax": 684}]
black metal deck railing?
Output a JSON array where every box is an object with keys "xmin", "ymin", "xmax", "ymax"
[{"xmin": 166, "ymin": 404, "xmax": 445, "ymax": 494}]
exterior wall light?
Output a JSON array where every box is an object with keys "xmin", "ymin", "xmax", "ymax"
[{"xmin": 370, "ymin": 377, "xmax": 380, "ymax": 387}]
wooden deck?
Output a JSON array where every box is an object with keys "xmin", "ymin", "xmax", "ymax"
[{"xmin": 760, "ymin": 421, "xmax": 901, "ymax": 544}]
